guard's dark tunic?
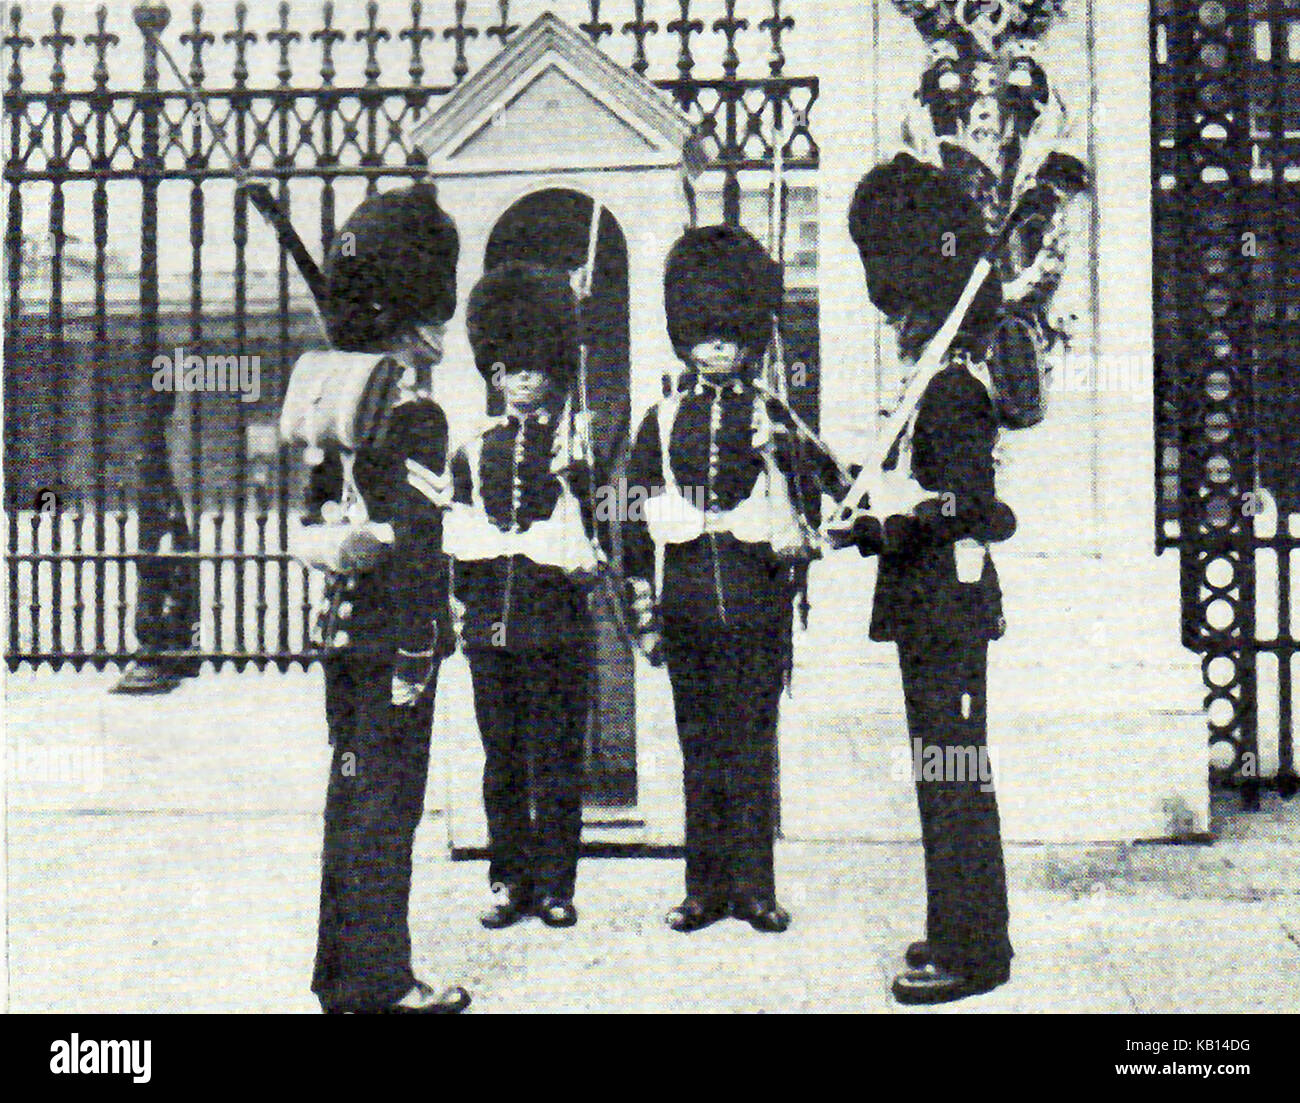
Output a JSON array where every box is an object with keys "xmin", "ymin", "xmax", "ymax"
[
  {"xmin": 624, "ymin": 373, "xmax": 805, "ymax": 908},
  {"xmin": 450, "ymin": 411, "xmax": 593, "ymax": 904},
  {"xmin": 307, "ymin": 396, "xmax": 453, "ymax": 1013}
]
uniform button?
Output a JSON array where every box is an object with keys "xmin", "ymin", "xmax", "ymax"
[
  {"xmin": 333, "ymin": 630, "xmax": 350, "ymax": 649},
  {"xmin": 337, "ymin": 601, "xmax": 352, "ymax": 620}
]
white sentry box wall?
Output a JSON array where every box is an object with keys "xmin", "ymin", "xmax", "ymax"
[{"xmin": 413, "ymin": 14, "xmax": 694, "ymax": 847}]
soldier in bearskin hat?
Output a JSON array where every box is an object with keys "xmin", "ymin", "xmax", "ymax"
[
  {"xmin": 623, "ymin": 224, "xmax": 813, "ymax": 934},
  {"xmin": 846, "ymin": 108, "xmax": 1021, "ymax": 1010},
  {"xmin": 840, "ymin": 0, "xmax": 1089, "ymax": 1008},
  {"xmin": 448, "ymin": 261, "xmax": 596, "ymax": 931},
  {"xmin": 290, "ymin": 180, "xmax": 469, "ymax": 1013}
]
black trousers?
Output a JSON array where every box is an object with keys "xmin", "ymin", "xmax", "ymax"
[
  {"xmin": 897, "ymin": 637, "xmax": 1013, "ymax": 973},
  {"xmin": 467, "ymin": 647, "xmax": 589, "ymax": 901},
  {"xmin": 312, "ymin": 653, "xmax": 437, "ymax": 1013},
  {"xmin": 664, "ymin": 621, "xmax": 785, "ymax": 906},
  {"xmin": 133, "ymin": 437, "xmax": 198, "ymax": 653}
]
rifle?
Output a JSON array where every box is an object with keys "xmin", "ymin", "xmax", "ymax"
[
  {"xmin": 143, "ymin": 23, "xmax": 331, "ymax": 323},
  {"xmin": 824, "ymin": 153, "xmax": 1088, "ymax": 546},
  {"xmin": 568, "ymin": 200, "xmax": 663, "ymax": 663}
]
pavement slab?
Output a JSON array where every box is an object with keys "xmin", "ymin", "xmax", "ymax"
[{"xmin": 5, "ymin": 671, "xmax": 1299, "ymax": 1013}]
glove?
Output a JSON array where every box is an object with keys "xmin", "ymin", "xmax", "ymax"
[
  {"xmin": 624, "ymin": 578, "xmax": 664, "ymax": 667},
  {"xmin": 850, "ymin": 511, "xmax": 884, "ymax": 558},
  {"xmin": 391, "ymin": 648, "xmax": 436, "ymax": 707},
  {"xmin": 337, "ymin": 524, "xmax": 394, "ymax": 572},
  {"xmin": 626, "ymin": 578, "xmax": 657, "ymax": 632},
  {"xmin": 872, "ymin": 468, "xmax": 933, "ymax": 522},
  {"xmin": 291, "ymin": 520, "xmax": 394, "ymax": 573}
]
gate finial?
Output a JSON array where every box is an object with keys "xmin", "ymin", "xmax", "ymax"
[
  {"xmin": 400, "ymin": 0, "xmax": 435, "ymax": 85},
  {"xmin": 354, "ymin": 0, "xmax": 390, "ymax": 86},
  {"xmin": 266, "ymin": 2, "xmax": 300, "ymax": 88},
  {"xmin": 580, "ymin": 1, "xmax": 613, "ymax": 45},
  {"xmin": 42, "ymin": 5, "xmax": 76, "ymax": 93},
  {"xmin": 713, "ymin": 0, "xmax": 748, "ymax": 79},
  {"xmin": 311, "ymin": 2, "xmax": 345, "ymax": 87},
  {"xmin": 221, "ymin": 3, "xmax": 255, "ymax": 89},
  {"xmin": 84, "ymin": 6, "xmax": 120, "ymax": 91},
  {"xmin": 180, "ymin": 4, "xmax": 214, "ymax": 89},
  {"xmin": 443, "ymin": 0, "xmax": 479, "ymax": 83},
  {"xmin": 5, "ymin": 7, "xmax": 34, "ymax": 94},
  {"xmin": 759, "ymin": 0, "xmax": 793, "ymax": 77},
  {"xmin": 667, "ymin": 0, "xmax": 703, "ymax": 79},
  {"xmin": 486, "ymin": 0, "xmax": 518, "ymax": 47},
  {"xmin": 621, "ymin": 1, "xmax": 658, "ymax": 76}
]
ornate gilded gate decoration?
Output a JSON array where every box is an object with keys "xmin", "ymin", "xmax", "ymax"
[
  {"xmin": 2, "ymin": 0, "xmax": 818, "ymax": 671},
  {"xmin": 1151, "ymin": 0, "xmax": 1298, "ymax": 803}
]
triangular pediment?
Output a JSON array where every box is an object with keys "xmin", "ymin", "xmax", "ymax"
[{"xmin": 412, "ymin": 13, "xmax": 693, "ymax": 174}]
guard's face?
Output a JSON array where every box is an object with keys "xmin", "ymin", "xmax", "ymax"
[
  {"xmin": 393, "ymin": 322, "xmax": 444, "ymax": 398},
  {"xmin": 408, "ymin": 322, "xmax": 446, "ymax": 367},
  {"xmin": 956, "ymin": 61, "xmax": 1007, "ymax": 167},
  {"xmin": 921, "ymin": 39, "xmax": 1048, "ymax": 168},
  {"xmin": 690, "ymin": 338, "xmax": 746, "ymax": 377},
  {"xmin": 497, "ymin": 367, "xmax": 552, "ymax": 411}
]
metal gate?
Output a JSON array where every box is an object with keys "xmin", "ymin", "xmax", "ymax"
[
  {"xmin": 1151, "ymin": 0, "xmax": 1299, "ymax": 803},
  {"xmin": 2, "ymin": 0, "xmax": 818, "ymax": 672}
]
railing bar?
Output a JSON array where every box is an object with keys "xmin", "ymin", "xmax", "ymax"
[
  {"xmin": 5, "ymin": 59, "xmax": 24, "ymax": 657},
  {"xmin": 274, "ymin": 216, "xmax": 290, "ymax": 656},
  {"xmin": 28, "ymin": 510, "xmax": 41, "ymax": 654},
  {"xmin": 91, "ymin": 141, "xmax": 109, "ymax": 655},
  {"xmin": 1277, "ymin": 542, "xmax": 1294, "ymax": 774},
  {"xmin": 48, "ymin": 68, "xmax": 66, "ymax": 655},
  {"xmin": 232, "ymin": 95, "xmax": 248, "ymax": 654},
  {"xmin": 0, "ymin": 162, "xmax": 820, "ymax": 184},
  {"xmin": 6, "ymin": 551, "xmax": 300, "ymax": 562},
  {"xmin": 114, "ymin": 481, "xmax": 127, "ymax": 653},
  {"xmin": 190, "ymin": 170, "xmax": 205, "ymax": 652}
]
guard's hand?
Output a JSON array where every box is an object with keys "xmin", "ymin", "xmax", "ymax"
[
  {"xmin": 873, "ymin": 469, "xmax": 931, "ymax": 521},
  {"xmin": 293, "ymin": 518, "xmax": 394, "ymax": 573},
  {"xmin": 849, "ymin": 510, "xmax": 884, "ymax": 558},
  {"xmin": 391, "ymin": 650, "xmax": 436, "ymax": 707},
  {"xmin": 626, "ymin": 578, "xmax": 657, "ymax": 632},
  {"xmin": 823, "ymin": 495, "xmax": 869, "ymax": 550},
  {"xmin": 337, "ymin": 524, "xmax": 394, "ymax": 572}
]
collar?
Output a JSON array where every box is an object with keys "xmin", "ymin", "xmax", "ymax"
[
  {"xmin": 505, "ymin": 408, "xmax": 552, "ymax": 428},
  {"xmin": 679, "ymin": 372, "xmax": 748, "ymax": 398}
]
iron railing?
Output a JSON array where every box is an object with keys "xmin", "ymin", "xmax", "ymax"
[
  {"xmin": 3, "ymin": 0, "xmax": 819, "ymax": 671},
  {"xmin": 1151, "ymin": 0, "xmax": 1299, "ymax": 802}
]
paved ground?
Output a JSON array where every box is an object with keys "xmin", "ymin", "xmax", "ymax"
[{"xmin": 5, "ymin": 668, "xmax": 1299, "ymax": 1013}]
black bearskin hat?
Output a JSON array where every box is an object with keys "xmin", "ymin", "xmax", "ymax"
[
  {"xmin": 663, "ymin": 224, "xmax": 781, "ymax": 360},
  {"xmin": 466, "ymin": 262, "xmax": 579, "ymax": 386},
  {"xmin": 324, "ymin": 181, "xmax": 459, "ymax": 351},
  {"xmin": 848, "ymin": 152, "xmax": 1001, "ymax": 357}
]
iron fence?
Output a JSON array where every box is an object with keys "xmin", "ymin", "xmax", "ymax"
[
  {"xmin": 3, "ymin": 0, "xmax": 819, "ymax": 671},
  {"xmin": 1151, "ymin": 0, "xmax": 1299, "ymax": 801}
]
